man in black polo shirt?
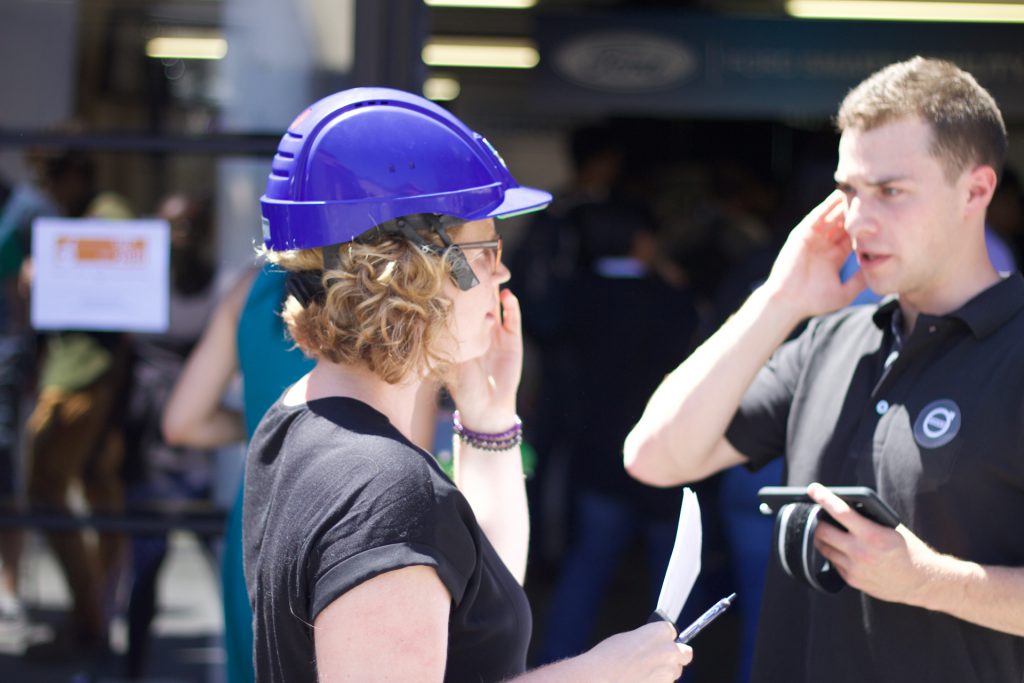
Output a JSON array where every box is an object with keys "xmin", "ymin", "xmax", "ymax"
[{"xmin": 625, "ymin": 57, "xmax": 1024, "ymax": 682}]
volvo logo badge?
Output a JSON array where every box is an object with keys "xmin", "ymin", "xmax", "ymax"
[{"xmin": 913, "ymin": 399, "xmax": 961, "ymax": 448}]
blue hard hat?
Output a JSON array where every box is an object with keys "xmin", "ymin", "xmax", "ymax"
[{"xmin": 260, "ymin": 87, "xmax": 552, "ymax": 251}]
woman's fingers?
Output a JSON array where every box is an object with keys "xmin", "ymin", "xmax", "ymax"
[{"xmin": 500, "ymin": 288, "xmax": 520, "ymax": 330}]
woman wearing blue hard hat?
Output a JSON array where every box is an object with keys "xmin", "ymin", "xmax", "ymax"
[{"xmin": 243, "ymin": 88, "xmax": 693, "ymax": 681}]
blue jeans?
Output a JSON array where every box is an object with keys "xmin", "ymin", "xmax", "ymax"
[
  {"xmin": 718, "ymin": 460, "xmax": 782, "ymax": 683},
  {"xmin": 538, "ymin": 489, "xmax": 675, "ymax": 663}
]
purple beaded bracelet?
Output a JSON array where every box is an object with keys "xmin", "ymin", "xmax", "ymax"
[{"xmin": 452, "ymin": 411, "xmax": 523, "ymax": 451}]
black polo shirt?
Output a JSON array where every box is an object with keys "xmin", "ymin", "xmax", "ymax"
[{"xmin": 727, "ymin": 272, "xmax": 1024, "ymax": 683}]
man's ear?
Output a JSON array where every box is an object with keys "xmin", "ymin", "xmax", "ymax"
[{"xmin": 964, "ymin": 164, "xmax": 998, "ymax": 217}]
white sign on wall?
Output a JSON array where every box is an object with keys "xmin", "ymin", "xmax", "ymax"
[{"xmin": 31, "ymin": 217, "xmax": 170, "ymax": 333}]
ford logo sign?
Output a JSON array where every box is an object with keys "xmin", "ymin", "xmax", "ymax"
[{"xmin": 554, "ymin": 33, "xmax": 697, "ymax": 92}]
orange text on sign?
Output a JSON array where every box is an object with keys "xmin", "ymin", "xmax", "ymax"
[{"xmin": 56, "ymin": 238, "xmax": 146, "ymax": 264}]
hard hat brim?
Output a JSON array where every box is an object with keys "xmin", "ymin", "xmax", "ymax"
[{"xmin": 486, "ymin": 186, "xmax": 553, "ymax": 220}]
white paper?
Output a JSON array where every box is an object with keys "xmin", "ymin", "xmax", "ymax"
[
  {"xmin": 31, "ymin": 217, "xmax": 170, "ymax": 333},
  {"xmin": 655, "ymin": 487, "xmax": 702, "ymax": 624}
]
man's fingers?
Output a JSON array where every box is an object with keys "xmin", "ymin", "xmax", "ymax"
[
  {"xmin": 807, "ymin": 482, "xmax": 873, "ymax": 536},
  {"xmin": 813, "ymin": 529, "xmax": 860, "ymax": 589},
  {"xmin": 813, "ymin": 514, "xmax": 852, "ymax": 553},
  {"xmin": 824, "ymin": 198, "xmax": 845, "ymax": 223},
  {"xmin": 811, "ymin": 191, "xmax": 845, "ymax": 227},
  {"xmin": 814, "ymin": 189, "xmax": 845, "ymax": 213},
  {"xmin": 814, "ymin": 534, "xmax": 848, "ymax": 568},
  {"xmin": 804, "ymin": 192, "xmax": 848, "ymax": 253}
]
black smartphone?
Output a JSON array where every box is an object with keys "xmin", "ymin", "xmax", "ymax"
[{"xmin": 757, "ymin": 486, "xmax": 901, "ymax": 529}]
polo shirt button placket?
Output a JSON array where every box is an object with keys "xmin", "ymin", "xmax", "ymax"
[{"xmin": 875, "ymin": 400, "xmax": 890, "ymax": 415}]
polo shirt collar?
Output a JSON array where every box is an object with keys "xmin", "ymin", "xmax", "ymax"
[
  {"xmin": 871, "ymin": 271, "xmax": 1024, "ymax": 339},
  {"xmin": 871, "ymin": 297, "xmax": 900, "ymax": 333}
]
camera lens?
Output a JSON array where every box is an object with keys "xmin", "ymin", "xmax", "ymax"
[{"xmin": 774, "ymin": 502, "xmax": 845, "ymax": 594}]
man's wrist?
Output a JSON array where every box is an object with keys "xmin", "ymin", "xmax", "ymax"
[
  {"xmin": 914, "ymin": 554, "xmax": 981, "ymax": 613},
  {"xmin": 750, "ymin": 282, "xmax": 812, "ymax": 329},
  {"xmin": 733, "ymin": 285, "xmax": 810, "ymax": 349}
]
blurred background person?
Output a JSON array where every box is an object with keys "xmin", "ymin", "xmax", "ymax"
[
  {"xmin": 988, "ymin": 167, "xmax": 1024, "ymax": 265},
  {"xmin": 24, "ymin": 150, "xmax": 134, "ymax": 657},
  {"xmin": 0, "ymin": 157, "xmax": 57, "ymax": 622},
  {"xmin": 509, "ymin": 125, "xmax": 625, "ymax": 576},
  {"xmin": 537, "ymin": 199, "xmax": 700, "ymax": 663},
  {"xmin": 119, "ymin": 192, "xmax": 221, "ymax": 678},
  {"xmin": 163, "ymin": 253, "xmax": 447, "ymax": 683},
  {"xmin": 162, "ymin": 260, "xmax": 313, "ymax": 683}
]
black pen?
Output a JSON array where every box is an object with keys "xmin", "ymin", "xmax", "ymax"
[{"xmin": 675, "ymin": 593, "xmax": 736, "ymax": 644}]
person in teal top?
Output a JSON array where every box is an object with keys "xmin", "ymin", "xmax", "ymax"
[
  {"xmin": 233, "ymin": 266, "xmax": 314, "ymax": 682},
  {"xmin": 163, "ymin": 263, "xmax": 313, "ymax": 683},
  {"xmin": 238, "ymin": 266, "xmax": 316, "ymax": 437},
  {"xmin": 165, "ymin": 260, "xmax": 443, "ymax": 681}
]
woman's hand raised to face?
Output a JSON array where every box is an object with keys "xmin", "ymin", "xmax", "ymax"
[{"xmin": 449, "ymin": 288, "xmax": 523, "ymax": 433}]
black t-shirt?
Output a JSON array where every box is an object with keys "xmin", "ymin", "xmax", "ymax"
[
  {"xmin": 243, "ymin": 396, "xmax": 532, "ymax": 682},
  {"xmin": 727, "ymin": 273, "xmax": 1024, "ymax": 683}
]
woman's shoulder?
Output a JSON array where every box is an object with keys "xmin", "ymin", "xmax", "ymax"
[
  {"xmin": 249, "ymin": 398, "xmax": 453, "ymax": 541},
  {"xmin": 255, "ymin": 397, "xmax": 441, "ymax": 481}
]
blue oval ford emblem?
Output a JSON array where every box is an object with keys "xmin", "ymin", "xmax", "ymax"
[{"xmin": 554, "ymin": 32, "xmax": 697, "ymax": 92}]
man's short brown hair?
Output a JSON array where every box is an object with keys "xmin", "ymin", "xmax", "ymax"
[{"xmin": 836, "ymin": 56, "xmax": 1007, "ymax": 181}]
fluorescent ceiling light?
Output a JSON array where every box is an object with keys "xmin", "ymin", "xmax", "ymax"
[
  {"xmin": 424, "ymin": 76, "xmax": 462, "ymax": 101},
  {"xmin": 786, "ymin": 0, "xmax": 1024, "ymax": 22},
  {"xmin": 424, "ymin": 0, "xmax": 537, "ymax": 7},
  {"xmin": 304, "ymin": 0, "xmax": 355, "ymax": 72},
  {"xmin": 146, "ymin": 36, "xmax": 228, "ymax": 60},
  {"xmin": 423, "ymin": 37, "xmax": 539, "ymax": 68}
]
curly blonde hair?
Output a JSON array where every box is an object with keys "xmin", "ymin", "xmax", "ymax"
[{"xmin": 266, "ymin": 231, "xmax": 463, "ymax": 384}]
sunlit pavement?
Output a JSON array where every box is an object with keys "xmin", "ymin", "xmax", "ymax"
[{"xmin": 0, "ymin": 531, "xmax": 224, "ymax": 682}]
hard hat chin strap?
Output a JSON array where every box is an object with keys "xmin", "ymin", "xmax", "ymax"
[
  {"xmin": 303, "ymin": 214, "xmax": 478, "ymax": 302},
  {"xmin": 285, "ymin": 270, "xmax": 326, "ymax": 308},
  {"xmin": 359, "ymin": 213, "xmax": 480, "ymax": 291}
]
